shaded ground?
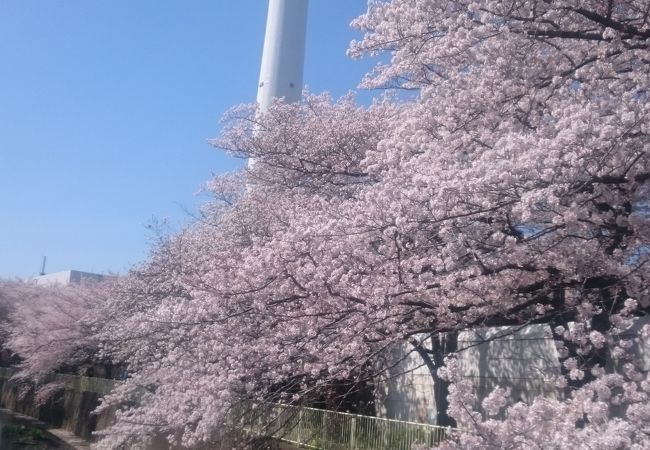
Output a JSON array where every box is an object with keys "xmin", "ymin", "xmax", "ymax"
[{"xmin": 0, "ymin": 409, "xmax": 76, "ymax": 449}]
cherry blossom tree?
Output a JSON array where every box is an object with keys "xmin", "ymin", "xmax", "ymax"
[
  {"xmin": 93, "ymin": 95, "xmax": 399, "ymax": 448},
  {"xmin": 0, "ymin": 279, "xmax": 124, "ymax": 401},
  {"xmin": 11, "ymin": 1, "xmax": 648, "ymax": 448},
  {"xmin": 346, "ymin": 0, "xmax": 650, "ymax": 432},
  {"xmin": 0, "ymin": 281, "xmax": 18, "ymax": 366}
]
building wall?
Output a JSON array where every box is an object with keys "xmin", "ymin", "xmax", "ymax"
[
  {"xmin": 611, "ymin": 316, "xmax": 650, "ymax": 371},
  {"xmin": 456, "ymin": 324, "xmax": 562, "ymax": 404},
  {"xmin": 374, "ymin": 343, "xmax": 438, "ymax": 424},
  {"xmin": 375, "ymin": 319, "xmax": 650, "ymax": 424},
  {"xmin": 33, "ymin": 270, "xmax": 104, "ymax": 286}
]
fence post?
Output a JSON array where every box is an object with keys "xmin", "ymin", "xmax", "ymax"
[
  {"xmin": 322, "ymin": 410, "xmax": 328, "ymax": 449},
  {"xmin": 350, "ymin": 417, "xmax": 356, "ymax": 450},
  {"xmin": 298, "ymin": 408, "xmax": 304, "ymax": 445}
]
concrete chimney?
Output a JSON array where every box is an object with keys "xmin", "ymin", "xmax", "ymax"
[{"xmin": 257, "ymin": 0, "xmax": 309, "ymax": 112}]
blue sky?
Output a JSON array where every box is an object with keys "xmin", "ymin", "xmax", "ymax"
[{"xmin": 0, "ymin": 1, "xmax": 377, "ymax": 278}]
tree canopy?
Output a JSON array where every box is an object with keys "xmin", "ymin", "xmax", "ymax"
[{"xmin": 1, "ymin": 1, "xmax": 649, "ymax": 448}]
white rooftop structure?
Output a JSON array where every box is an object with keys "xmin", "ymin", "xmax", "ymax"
[{"xmin": 33, "ymin": 270, "xmax": 105, "ymax": 286}]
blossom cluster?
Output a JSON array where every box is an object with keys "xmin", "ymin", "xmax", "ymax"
[{"xmin": 1, "ymin": 1, "xmax": 649, "ymax": 448}]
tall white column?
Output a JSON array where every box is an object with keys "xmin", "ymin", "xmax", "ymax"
[{"xmin": 257, "ymin": 0, "xmax": 309, "ymax": 112}]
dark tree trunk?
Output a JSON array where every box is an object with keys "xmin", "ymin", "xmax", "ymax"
[{"xmin": 411, "ymin": 331, "xmax": 458, "ymax": 427}]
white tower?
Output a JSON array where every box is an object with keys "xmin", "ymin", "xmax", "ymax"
[{"xmin": 257, "ymin": 0, "xmax": 309, "ymax": 112}]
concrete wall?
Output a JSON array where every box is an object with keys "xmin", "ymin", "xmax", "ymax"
[
  {"xmin": 0, "ymin": 370, "xmax": 115, "ymax": 441},
  {"xmin": 374, "ymin": 343, "xmax": 438, "ymax": 424},
  {"xmin": 456, "ymin": 325, "xmax": 562, "ymax": 404},
  {"xmin": 611, "ymin": 316, "xmax": 650, "ymax": 371},
  {"xmin": 375, "ymin": 325, "xmax": 563, "ymax": 424},
  {"xmin": 375, "ymin": 319, "xmax": 650, "ymax": 424}
]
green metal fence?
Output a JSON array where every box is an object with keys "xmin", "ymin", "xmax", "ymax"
[
  {"xmin": 231, "ymin": 401, "xmax": 449, "ymax": 450},
  {"xmin": 2, "ymin": 367, "xmax": 450, "ymax": 448}
]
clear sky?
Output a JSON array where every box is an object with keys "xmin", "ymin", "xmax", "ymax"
[{"xmin": 0, "ymin": 1, "xmax": 377, "ymax": 279}]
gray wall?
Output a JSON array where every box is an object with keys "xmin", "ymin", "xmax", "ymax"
[
  {"xmin": 375, "ymin": 319, "xmax": 650, "ymax": 424},
  {"xmin": 375, "ymin": 324, "xmax": 562, "ymax": 424}
]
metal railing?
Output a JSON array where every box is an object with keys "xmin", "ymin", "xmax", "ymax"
[
  {"xmin": 2, "ymin": 367, "xmax": 450, "ymax": 448},
  {"xmin": 231, "ymin": 401, "xmax": 450, "ymax": 450}
]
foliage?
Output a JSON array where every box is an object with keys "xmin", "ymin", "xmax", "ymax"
[
  {"xmin": 0, "ymin": 280, "xmax": 121, "ymax": 403},
  {"xmin": 100, "ymin": 0, "xmax": 649, "ymax": 446},
  {"xmin": 3, "ymin": 1, "xmax": 650, "ymax": 448}
]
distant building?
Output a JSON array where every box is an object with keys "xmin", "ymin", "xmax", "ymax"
[{"xmin": 33, "ymin": 270, "xmax": 105, "ymax": 286}]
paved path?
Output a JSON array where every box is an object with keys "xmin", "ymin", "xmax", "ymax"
[{"xmin": 48, "ymin": 427, "xmax": 91, "ymax": 449}]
